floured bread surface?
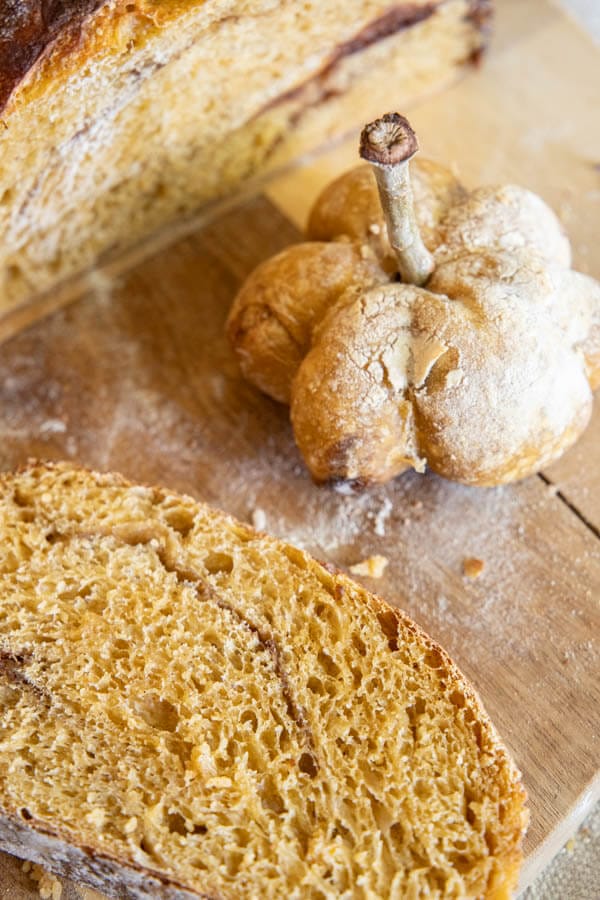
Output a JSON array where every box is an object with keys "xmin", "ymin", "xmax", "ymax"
[{"xmin": 0, "ymin": 463, "xmax": 526, "ymax": 899}]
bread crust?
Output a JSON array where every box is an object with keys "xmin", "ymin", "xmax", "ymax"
[
  {"xmin": 0, "ymin": 0, "xmax": 108, "ymax": 113},
  {"xmin": 0, "ymin": 809, "xmax": 219, "ymax": 899},
  {"xmin": 0, "ymin": 0, "xmax": 492, "ymax": 115},
  {"xmin": 0, "ymin": 460, "xmax": 527, "ymax": 899}
]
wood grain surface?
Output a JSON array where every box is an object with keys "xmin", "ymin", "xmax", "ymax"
[{"xmin": 0, "ymin": 195, "xmax": 598, "ymax": 894}]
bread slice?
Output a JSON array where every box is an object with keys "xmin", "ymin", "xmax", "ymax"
[
  {"xmin": 0, "ymin": 462, "xmax": 526, "ymax": 899},
  {"xmin": 0, "ymin": 0, "xmax": 490, "ymax": 314}
]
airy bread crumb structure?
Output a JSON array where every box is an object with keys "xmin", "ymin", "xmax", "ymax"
[{"xmin": 0, "ymin": 463, "xmax": 526, "ymax": 899}]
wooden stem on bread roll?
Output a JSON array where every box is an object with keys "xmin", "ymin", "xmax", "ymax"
[{"xmin": 360, "ymin": 113, "xmax": 434, "ymax": 286}]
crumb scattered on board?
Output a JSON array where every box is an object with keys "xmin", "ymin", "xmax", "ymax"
[
  {"xmin": 23, "ymin": 861, "xmax": 63, "ymax": 899},
  {"xmin": 350, "ymin": 554, "xmax": 389, "ymax": 578},
  {"xmin": 251, "ymin": 507, "xmax": 267, "ymax": 531},
  {"xmin": 463, "ymin": 557, "xmax": 485, "ymax": 579}
]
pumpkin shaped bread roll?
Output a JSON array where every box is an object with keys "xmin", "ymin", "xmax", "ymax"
[{"xmin": 227, "ymin": 114, "xmax": 600, "ymax": 488}]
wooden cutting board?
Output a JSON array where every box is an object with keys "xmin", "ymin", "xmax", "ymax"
[
  {"xmin": 0, "ymin": 0, "xmax": 599, "ymax": 896},
  {"xmin": 0, "ymin": 189, "xmax": 599, "ymax": 895}
]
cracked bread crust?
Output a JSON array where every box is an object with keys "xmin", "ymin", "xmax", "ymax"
[{"xmin": 0, "ymin": 461, "xmax": 526, "ymax": 899}]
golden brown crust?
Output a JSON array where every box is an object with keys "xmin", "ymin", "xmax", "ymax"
[
  {"xmin": 0, "ymin": 0, "xmax": 208, "ymax": 114},
  {"xmin": 226, "ymin": 241, "xmax": 387, "ymax": 404},
  {"xmin": 307, "ymin": 161, "xmax": 466, "ymax": 266},
  {"xmin": 0, "ymin": 0, "xmax": 106, "ymax": 113}
]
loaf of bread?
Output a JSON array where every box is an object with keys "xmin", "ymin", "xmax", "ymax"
[
  {"xmin": 0, "ymin": 462, "xmax": 526, "ymax": 898},
  {"xmin": 0, "ymin": 0, "xmax": 491, "ymax": 315},
  {"xmin": 227, "ymin": 114, "xmax": 600, "ymax": 489}
]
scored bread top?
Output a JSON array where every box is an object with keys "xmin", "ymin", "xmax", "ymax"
[{"xmin": 0, "ymin": 462, "xmax": 526, "ymax": 899}]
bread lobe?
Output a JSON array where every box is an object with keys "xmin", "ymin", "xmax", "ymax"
[{"xmin": 0, "ymin": 462, "xmax": 526, "ymax": 898}]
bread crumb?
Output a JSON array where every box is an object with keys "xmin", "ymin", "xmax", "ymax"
[
  {"xmin": 124, "ymin": 816, "xmax": 138, "ymax": 833},
  {"xmin": 359, "ymin": 243, "xmax": 376, "ymax": 260},
  {"xmin": 207, "ymin": 776, "xmax": 233, "ymax": 789},
  {"xmin": 190, "ymin": 742, "xmax": 217, "ymax": 778},
  {"xmin": 368, "ymin": 223, "xmax": 381, "ymax": 235},
  {"xmin": 565, "ymin": 836, "xmax": 576, "ymax": 853},
  {"xmin": 85, "ymin": 807, "xmax": 106, "ymax": 828},
  {"xmin": 39, "ymin": 418, "xmax": 67, "ymax": 435},
  {"xmin": 350, "ymin": 555, "xmax": 389, "ymax": 578},
  {"xmin": 463, "ymin": 557, "xmax": 485, "ymax": 579},
  {"xmin": 251, "ymin": 507, "xmax": 267, "ymax": 531},
  {"xmin": 372, "ymin": 497, "xmax": 392, "ymax": 536},
  {"xmin": 28, "ymin": 865, "xmax": 63, "ymax": 899}
]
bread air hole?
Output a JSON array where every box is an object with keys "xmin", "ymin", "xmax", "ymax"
[
  {"xmin": 450, "ymin": 689, "xmax": 466, "ymax": 708},
  {"xmin": 317, "ymin": 650, "xmax": 340, "ymax": 678},
  {"xmin": 377, "ymin": 609, "xmax": 399, "ymax": 652},
  {"xmin": 307, "ymin": 676, "xmax": 325, "ymax": 696},
  {"xmin": 190, "ymin": 858, "xmax": 209, "ymax": 871},
  {"xmin": 449, "ymin": 852, "xmax": 473, "ymax": 874},
  {"xmin": 164, "ymin": 507, "xmax": 195, "ymax": 537},
  {"xmin": 0, "ymin": 187, "xmax": 14, "ymax": 206},
  {"xmin": 225, "ymin": 850, "xmax": 244, "ymax": 876},
  {"xmin": 389, "ymin": 821, "xmax": 404, "ymax": 848},
  {"xmin": 258, "ymin": 775, "xmax": 285, "ymax": 814},
  {"xmin": 139, "ymin": 837, "xmax": 155, "ymax": 858},
  {"xmin": 352, "ymin": 633, "xmax": 367, "ymax": 656},
  {"xmin": 240, "ymin": 709, "xmax": 259, "ymax": 730},
  {"xmin": 203, "ymin": 552, "xmax": 234, "ymax": 574},
  {"xmin": 298, "ymin": 752, "xmax": 318, "ymax": 777},
  {"xmin": 424, "ymin": 648, "xmax": 443, "ymax": 669},
  {"xmin": 134, "ymin": 693, "xmax": 179, "ymax": 732},
  {"xmin": 167, "ymin": 811, "xmax": 188, "ymax": 835}
]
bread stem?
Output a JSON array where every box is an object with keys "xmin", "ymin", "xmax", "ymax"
[{"xmin": 359, "ymin": 113, "xmax": 433, "ymax": 286}]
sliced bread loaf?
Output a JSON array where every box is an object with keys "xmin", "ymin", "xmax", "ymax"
[
  {"xmin": 0, "ymin": 462, "xmax": 526, "ymax": 899},
  {"xmin": 0, "ymin": 1, "xmax": 490, "ymax": 313}
]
